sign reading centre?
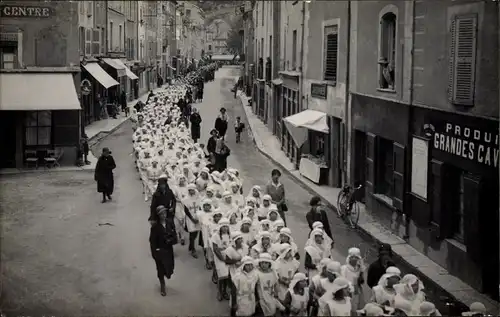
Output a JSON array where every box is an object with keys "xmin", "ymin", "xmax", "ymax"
[
  {"xmin": 0, "ymin": 6, "xmax": 52, "ymax": 18},
  {"xmin": 431, "ymin": 122, "xmax": 499, "ymax": 168}
]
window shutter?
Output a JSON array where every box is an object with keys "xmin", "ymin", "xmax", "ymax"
[
  {"xmin": 85, "ymin": 29, "xmax": 92, "ymax": 56},
  {"xmin": 428, "ymin": 159, "xmax": 455, "ymax": 238},
  {"xmin": 463, "ymin": 173, "xmax": 481, "ymax": 263},
  {"xmin": 365, "ymin": 133, "xmax": 376, "ymax": 207},
  {"xmin": 79, "ymin": 27, "xmax": 85, "ymax": 56},
  {"xmin": 448, "ymin": 15, "xmax": 477, "ymax": 106},
  {"xmin": 324, "ymin": 27, "xmax": 338, "ymax": 82},
  {"xmin": 392, "ymin": 142, "xmax": 405, "ymax": 211}
]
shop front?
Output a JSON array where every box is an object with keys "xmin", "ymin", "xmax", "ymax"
[
  {"xmin": 81, "ymin": 60, "xmax": 120, "ymax": 125},
  {"xmin": 100, "ymin": 58, "xmax": 127, "ymax": 104},
  {"xmin": 350, "ymin": 93, "xmax": 410, "ymax": 228},
  {"xmin": 0, "ymin": 72, "xmax": 82, "ymax": 169},
  {"xmin": 131, "ymin": 62, "xmax": 146, "ymax": 99},
  {"xmin": 255, "ymin": 79, "xmax": 266, "ymax": 120},
  {"xmin": 121, "ymin": 60, "xmax": 139, "ymax": 102},
  {"xmin": 279, "ymin": 71, "xmax": 301, "ymax": 167},
  {"xmin": 271, "ymin": 78, "xmax": 283, "ymax": 137},
  {"xmin": 284, "ymin": 109, "xmax": 330, "ymax": 185},
  {"xmin": 409, "ymin": 107, "xmax": 499, "ymax": 300}
]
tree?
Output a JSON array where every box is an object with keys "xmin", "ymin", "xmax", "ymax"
[{"xmin": 226, "ymin": 16, "xmax": 244, "ymax": 54}]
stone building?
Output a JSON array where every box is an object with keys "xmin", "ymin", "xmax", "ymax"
[{"xmin": 0, "ymin": 1, "xmax": 82, "ymax": 168}]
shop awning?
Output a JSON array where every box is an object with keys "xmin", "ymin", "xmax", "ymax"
[
  {"xmin": 271, "ymin": 78, "xmax": 283, "ymax": 85},
  {"xmin": 211, "ymin": 54, "xmax": 235, "ymax": 61},
  {"xmin": 0, "ymin": 73, "xmax": 81, "ymax": 111},
  {"xmin": 102, "ymin": 58, "xmax": 125, "ymax": 70},
  {"xmin": 283, "ymin": 109, "xmax": 329, "ymax": 146},
  {"xmin": 82, "ymin": 62, "xmax": 119, "ymax": 89},
  {"xmin": 113, "ymin": 59, "xmax": 139, "ymax": 80}
]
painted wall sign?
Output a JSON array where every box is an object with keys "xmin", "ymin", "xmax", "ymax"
[
  {"xmin": 426, "ymin": 122, "xmax": 499, "ymax": 168},
  {"xmin": 411, "ymin": 137, "xmax": 429, "ymax": 200},
  {"xmin": 0, "ymin": 6, "xmax": 52, "ymax": 18},
  {"xmin": 311, "ymin": 83, "xmax": 327, "ymax": 99},
  {"xmin": 80, "ymin": 79, "xmax": 92, "ymax": 96}
]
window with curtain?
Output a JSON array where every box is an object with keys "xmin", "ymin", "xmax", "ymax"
[{"xmin": 25, "ymin": 111, "xmax": 52, "ymax": 146}]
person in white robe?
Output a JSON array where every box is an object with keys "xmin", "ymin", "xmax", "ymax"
[
  {"xmin": 183, "ymin": 183, "xmax": 201, "ymax": 258},
  {"xmin": 139, "ymin": 150, "xmax": 153, "ymax": 201},
  {"xmin": 208, "ymin": 210, "xmax": 224, "ymax": 282},
  {"xmin": 267, "ymin": 206, "xmax": 282, "ymax": 228},
  {"xmin": 196, "ymin": 167, "xmax": 210, "ymax": 193},
  {"xmin": 259, "ymin": 219, "xmax": 271, "ymax": 232},
  {"xmin": 251, "ymin": 231, "xmax": 273, "ymax": 259},
  {"xmin": 255, "ymin": 253, "xmax": 284, "ymax": 316},
  {"xmin": 340, "ymin": 247, "xmax": 366, "ymax": 310},
  {"xmin": 204, "ymin": 185, "xmax": 220, "ymax": 209},
  {"xmin": 282, "ymin": 272, "xmax": 309, "ymax": 316},
  {"xmin": 308, "ymin": 258, "xmax": 332, "ymax": 317},
  {"xmin": 393, "ymin": 273, "xmax": 426, "ymax": 315},
  {"xmin": 370, "ymin": 266, "xmax": 401, "ymax": 307},
  {"xmin": 232, "ymin": 256, "xmax": 259, "ymax": 317},
  {"xmin": 246, "ymin": 185, "xmax": 263, "ymax": 208},
  {"xmin": 419, "ymin": 301, "xmax": 442, "ymax": 316},
  {"xmin": 190, "ymin": 159, "xmax": 203, "ymax": 178},
  {"xmin": 304, "ymin": 228, "xmax": 332, "ymax": 283},
  {"xmin": 227, "ymin": 209, "xmax": 240, "ymax": 233},
  {"xmin": 210, "ymin": 171, "xmax": 225, "ymax": 196},
  {"xmin": 239, "ymin": 217, "xmax": 256, "ymax": 249},
  {"xmin": 243, "ymin": 206, "xmax": 260, "ymax": 237},
  {"xmin": 274, "ymin": 243, "xmax": 300, "ymax": 302},
  {"xmin": 275, "ymin": 227, "xmax": 300, "ymax": 260},
  {"xmin": 199, "ymin": 198, "xmax": 215, "ymax": 269},
  {"xmin": 219, "ymin": 191, "xmax": 239, "ymax": 217},
  {"xmin": 258, "ymin": 195, "xmax": 273, "ymax": 221},
  {"xmin": 212, "ymin": 217, "xmax": 232, "ymax": 301},
  {"xmin": 316, "ymin": 261, "xmax": 342, "ymax": 313},
  {"xmin": 145, "ymin": 160, "xmax": 162, "ymax": 201},
  {"xmin": 180, "ymin": 163, "xmax": 196, "ymax": 183},
  {"xmin": 172, "ymin": 176, "xmax": 188, "ymax": 246},
  {"xmin": 317, "ymin": 277, "xmax": 352, "ymax": 316},
  {"xmin": 356, "ymin": 303, "xmax": 387, "ymax": 316},
  {"xmin": 230, "ymin": 182, "xmax": 245, "ymax": 209},
  {"xmin": 270, "ymin": 219, "xmax": 285, "ymax": 243}
]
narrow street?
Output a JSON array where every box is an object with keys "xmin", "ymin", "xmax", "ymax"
[{"xmin": 2, "ymin": 67, "xmax": 448, "ymax": 315}]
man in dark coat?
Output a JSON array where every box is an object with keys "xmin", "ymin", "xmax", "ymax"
[
  {"xmin": 120, "ymin": 90, "xmax": 128, "ymax": 116},
  {"xmin": 189, "ymin": 108, "xmax": 202, "ymax": 143},
  {"xmin": 94, "ymin": 147, "xmax": 116, "ymax": 203},
  {"xmin": 366, "ymin": 243, "xmax": 395, "ymax": 288},
  {"xmin": 306, "ymin": 196, "xmax": 333, "ymax": 239},
  {"xmin": 149, "ymin": 175, "xmax": 176, "ymax": 224},
  {"xmin": 149, "ymin": 205, "xmax": 176, "ymax": 296},
  {"xmin": 207, "ymin": 129, "xmax": 218, "ymax": 156},
  {"xmin": 214, "ymin": 139, "xmax": 230, "ymax": 172},
  {"xmin": 214, "ymin": 108, "xmax": 229, "ymax": 140},
  {"xmin": 196, "ymin": 78, "xmax": 204, "ymax": 102}
]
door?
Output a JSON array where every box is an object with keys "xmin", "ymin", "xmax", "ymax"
[
  {"xmin": 0, "ymin": 112, "xmax": 18, "ymax": 168},
  {"xmin": 355, "ymin": 130, "xmax": 367, "ymax": 203}
]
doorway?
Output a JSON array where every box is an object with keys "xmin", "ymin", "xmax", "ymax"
[
  {"xmin": 354, "ymin": 130, "xmax": 367, "ymax": 203},
  {"xmin": 0, "ymin": 112, "xmax": 18, "ymax": 168}
]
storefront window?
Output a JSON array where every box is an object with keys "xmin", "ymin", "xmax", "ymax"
[
  {"xmin": 25, "ymin": 111, "xmax": 52, "ymax": 146},
  {"xmin": 376, "ymin": 137, "xmax": 394, "ymax": 198}
]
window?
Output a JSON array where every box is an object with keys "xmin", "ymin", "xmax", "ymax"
[
  {"xmin": 186, "ymin": 9, "xmax": 191, "ymax": 17},
  {"xmin": 292, "ymin": 30, "xmax": 297, "ymax": 70},
  {"xmin": 119, "ymin": 25, "xmax": 123, "ymax": 51},
  {"xmin": 78, "ymin": 27, "xmax": 85, "ymax": 56},
  {"xmin": 85, "ymin": 28, "xmax": 92, "ymax": 55},
  {"xmin": 109, "ymin": 21, "xmax": 113, "ymax": 51},
  {"xmin": 261, "ymin": 2, "xmax": 264, "ymax": 26},
  {"xmin": 376, "ymin": 137, "xmax": 394, "ymax": 198},
  {"xmin": 0, "ymin": 47, "xmax": 16, "ymax": 69},
  {"xmin": 100, "ymin": 27, "xmax": 105, "ymax": 55},
  {"xmin": 208, "ymin": 44, "xmax": 212, "ymax": 51},
  {"xmin": 260, "ymin": 38, "xmax": 264, "ymax": 58},
  {"xmin": 455, "ymin": 171, "xmax": 466, "ymax": 242},
  {"xmin": 207, "ymin": 33, "xmax": 213, "ymax": 41},
  {"xmin": 25, "ymin": 111, "xmax": 52, "ymax": 146},
  {"xmin": 379, "ymin": 13, "xmax": 396, "ymax": 90},
  {"xmin": 324, "ymin": 25, "xmax": 338, "ymax": 82},
  {"xmin": 92, "ymin": 29, "xmax": 100, "ymax": 55},
  {"xmin": 86, "ymin": 1, "xmax": 93, "ymax": 16},
  {"xmin": 448, "ymin": 15, "xmax": 477, "ymax": 106}
]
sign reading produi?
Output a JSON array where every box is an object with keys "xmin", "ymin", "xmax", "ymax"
[
  {"xmin": 430, "ymin": 122, "xmax": 499, "ymax": 168},
  {"xmin": 0, "ymin": 6, "xmax": 52, "ymax": 18}
]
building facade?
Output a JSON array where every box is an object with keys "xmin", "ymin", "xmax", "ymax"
[
  {"xmin": 205, "ymin": 19, "xmax": 230, "ymax": 55},
  {"xmin": 177, "ymin": 1, "xmax": 205, "ymax": 71},
  {"xmin": 241, "ymin": 0, "xmax": 256, "ymax": 97},
  {"xmin": 0, "ymin": 1, "xmax": 82, "ymax": 168}
]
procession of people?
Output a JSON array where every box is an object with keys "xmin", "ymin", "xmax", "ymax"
[{"xmin": 125, "ymin": 63, "xmax": 488, "ymax": 317}]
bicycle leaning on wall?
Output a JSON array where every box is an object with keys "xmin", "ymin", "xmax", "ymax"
[{"xmin": 336, "ymin": 184, "xmax": 363, "ymax": 229}]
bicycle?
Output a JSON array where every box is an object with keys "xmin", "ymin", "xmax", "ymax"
[{"xmin": 336, "ymin": 184, "xmax": 363, "ymax": 228}]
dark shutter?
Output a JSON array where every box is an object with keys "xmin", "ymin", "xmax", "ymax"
[
  {"xmin": 324, "ymin": 26, "xmax": 338, "ymax": 82},
  {"xmin": 365, "ymin": 133, "xmax": 376, "ymax": 207},
  {"xmin": 463, "ymin": 173, "xmax": 481, "ymax": 262},
  {"xmin": 429, "ymin": 160, "xmax": 453, "ymax": 238},
  {"xmin": 392, "ymin": 143, "xmax": 405, "ymax": 211},
  {"xmin": 52, "ymin": 110, "xmax": 80, "ymax": 146},
  {"xmin": 448, "ymin": 15, "xmax": 477, "ymax": 106}
]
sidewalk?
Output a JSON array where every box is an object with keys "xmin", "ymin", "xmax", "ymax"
[{"xmin": 237, "ymin": 90, "xmax": 499, "ymax": 313}]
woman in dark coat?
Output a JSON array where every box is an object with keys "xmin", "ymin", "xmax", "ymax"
[
  {"xmin": 94, "ymin": 147, "xmax": 116, "ymax": 203},
  {"xmin": 305, "ymin": 196, "xmax": 333, "ymax": 239},
  {"xmin": 149, "ymin": 176, "xmax": 176, "ymax": 224},
  {"xmin": 214, "ymin": 139, "xmax": 231, "ymax": 172},
  {"xmin": 149, "ymin": 205, "xmax": 177, "ymax": 296},
  {"xmin": 214, "ymin": 108, "xmax": 229, "ymax": 139},
  {"xmin": 190, "ymin": 108, "xmax": 202, "ymax": 143},
  {"xmin": 197, "ymin": 78, "xmax": 204, "ymax": 102}
]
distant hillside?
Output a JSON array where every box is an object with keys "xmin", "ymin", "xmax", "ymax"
[{"xmin": 197, "ymin": 1, "xmax": 244, "ymax": 12}]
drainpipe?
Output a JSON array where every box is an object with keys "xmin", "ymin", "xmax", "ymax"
[
  {"xmin": 403, "ymin": 0, "xmax": 416, "ymax": 241},
  {"xmin": 343, "ymin": 0, "xmax": 351, "ymax": 185},
  {"xmin": 105, "ymin": 1, "xmax": 109, "ymax": 55},
  {"xmin": 299, "ymin": 1, "xmax": 306, "ymax": 111}
]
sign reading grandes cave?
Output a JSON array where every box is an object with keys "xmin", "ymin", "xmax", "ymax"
[
  {"xmin": 431, "ymin": 122, "xmax": 499, "ymax": 168},
  {"xmin": 0, "ymin": 6, "xmax": 52, "ymax": 18}
]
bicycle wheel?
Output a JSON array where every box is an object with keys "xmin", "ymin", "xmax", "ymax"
[
  {"xmin": 347, "ymin": 202, "xmax": 360, "ymax": 228},
  {"xmin": 336, "ymin": 192, "xmax": 348, "ymax": 218}
]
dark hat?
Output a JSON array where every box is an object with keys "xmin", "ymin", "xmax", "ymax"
[
  {"xmin": 102, "ymin": 147, "xmax": 111, "ymax": 154},
  {"xmin": 309, "ymin": 196, "xmax": 322, "ymax": 206},
  {"xmin": 156, "ymin": 205, "xmax": 167, "ymax": 214},
  {"xmin": 378, "ymin": 57, "xmax": 389, "ymax": 65}
]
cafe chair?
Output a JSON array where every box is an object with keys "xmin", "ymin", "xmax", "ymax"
[
  {"xmin": 44, "ymin": 148, "xmax": 64, "ymax": 168},
  {"xmin": 24, "ymin": 149, "xmax": 39, "ymax": 169}
]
